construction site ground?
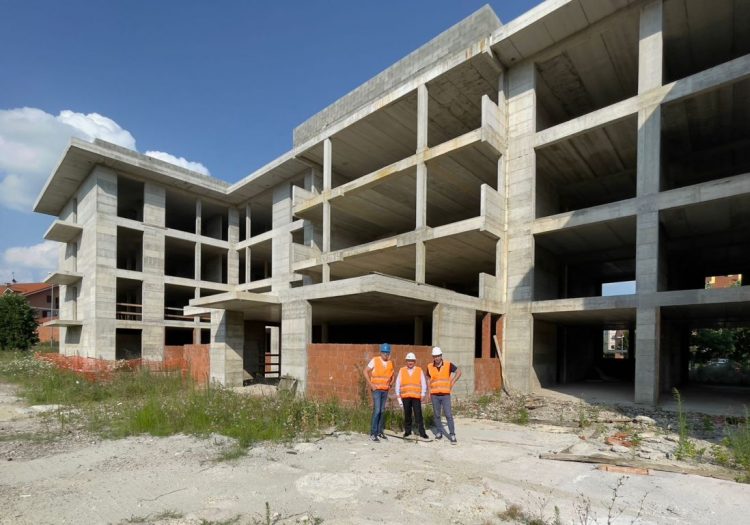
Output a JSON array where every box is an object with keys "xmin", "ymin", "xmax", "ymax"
[{"xmin": 1, "ymin": 381, "xmax": 749, "ymax": 525}]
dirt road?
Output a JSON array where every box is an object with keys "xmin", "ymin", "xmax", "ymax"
[{"xmin": 1, "ymin": 384, "xmax": 749, "ymax": 524}]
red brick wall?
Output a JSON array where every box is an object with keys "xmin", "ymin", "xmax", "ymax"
[
  {"xmin": 306, "ymin": 344, "xmax": 433, "ymax": 403},
  {"xmin": 475, "ymin": 358, "xmax": 502, "ymax": 394},
  {"xmin": 164, "ymin": 344, "xmax": 210, "ymax": 385}
]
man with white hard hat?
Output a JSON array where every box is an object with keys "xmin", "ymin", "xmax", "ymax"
[
  {"xmin": 394, "ymin": 352, "xmax": 428, "ymax": 439},
  {"xmin": 426, "ymin": 346, "xmax": 461, "ymax": 443}
]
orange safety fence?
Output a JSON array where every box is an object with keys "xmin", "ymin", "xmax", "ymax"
[{"xmin": 35, "ymin": 344, "xmax": 210, "ymax": 385}]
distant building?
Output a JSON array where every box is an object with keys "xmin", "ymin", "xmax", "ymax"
[
  {"xmin": 705, "ymin": 275, "xmax": 742, "ymax": 289},
  {"xmin": 1, "ymin": 282, "xmax": 60, "ymax": 343}
]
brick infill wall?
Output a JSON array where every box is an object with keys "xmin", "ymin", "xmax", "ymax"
[{"xmin": 306, "ymin": 344, "xmax": 432, "ymax": 404}]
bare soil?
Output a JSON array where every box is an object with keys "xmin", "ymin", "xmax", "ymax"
[{"xmin": 2, "ymin": 383, "xmax": 749, "ymax": 525}]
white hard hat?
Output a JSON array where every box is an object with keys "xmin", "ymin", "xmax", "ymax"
[
  {"xmin": 405, "ymin": 352, "xmax": 417, "ymax": 361},
  {"xmin": 432, "ymin": 347, "xmax": 443, "ymax": 356}
]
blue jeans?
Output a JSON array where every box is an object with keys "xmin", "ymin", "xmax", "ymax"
[
  {"xmin": 431, "ymin": 394, "xmax": 455, "ymax": 436},
  {"xmin": 370, "ymin": 390, "xmax": 388, "ymax": 436}
]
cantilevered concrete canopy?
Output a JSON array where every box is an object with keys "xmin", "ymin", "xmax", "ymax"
[
  {"xmin": 35, "ymin": 139, "xmax": 230, "ymax": 216},
  {"xmin": 190, "ymin": 274, "xmax": 502, "ymax": 322}
]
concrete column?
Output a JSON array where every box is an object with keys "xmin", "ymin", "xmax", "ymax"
[
  {"xmin": 210, "ymin": 309, "xmax": 244, "ymax": 386},
  {"xmin": 280, "ymin": 300, "xmax": 312, "ymax": 393},
  {"xmin": 322, "ymin": 139, "xmax": 332, "ymax": 282},
  {"xmin": 432, "ymin": 304, "xmax": 475, "ymax": 398},
  {"xmin": 417, "ymin": 84, "xmax": 428, "ymax": 151},
  {"xmin": 245, "ymin": 203, "xmax": 252, "ymax": 239},
  {"xmin": 634, "ymin": 0, "xmax": 664, "ymax": 404},
  {"xmin": 502, "ymin": 62, "xmax": 537, "ymax": 393},
  {"xmin": 195, "ymin": 199, "xmax": 202, "ymax": 236},
  {"xmin": 194, "ymin": 242, "xmax": 201, "ymax": 282},
  {"xmin": 323, "ymin": 139, "xmax": 332, "ymax": 191},
  {"xmin": 244, "ymin": 247, "xmax": 252, "ymax": 283},
  {"xmin": 227, "ymin": 208, "xmax": 240, "ymax": 285},
  {"xmin": 272, "ymin": 183, "xmax": 293, "ymax": 291},
  {"xmin": 141, "ymin": 182, "xmax": 165, "ymax": 360}
]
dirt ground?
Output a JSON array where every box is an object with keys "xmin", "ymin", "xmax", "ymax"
[{"xmin": 1, "ymin": 382, "xmax": 749, "ymax": 525}]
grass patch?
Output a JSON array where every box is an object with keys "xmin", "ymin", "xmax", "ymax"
[
  {"xmin": 724, "ymin": 409, "xmax": 750, "ymax": 482},
  {"xmin": 0, "ymin": 352, "xmax": 376, "ymax": 451},
  {"xmin": 672, "ymin": 388, "xmax": 702, "ymax": 460}
]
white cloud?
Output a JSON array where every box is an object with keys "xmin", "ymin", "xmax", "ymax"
[
  {"xmin": 0, "ymin": 108, "xmax": 136, "ymax": 212},
  {"xmin": 4, "ymin": 241, "xmax": 58, "ymax": 270},
  {"xmin": 1, "ymin": 241, "xmax": 58, "ymax": 282},
  {"xmin": 0, "ymin": 106, "xmax": 212, "ymax": 213},
  {"xmin": 145, "ymin": 150, "xmax": 211, "ymax": 176}
]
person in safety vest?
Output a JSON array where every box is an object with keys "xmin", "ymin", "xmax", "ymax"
[
  {"xmin": 425, "ymin": 346, "xmax": 461, "ymax": 443},
  {"xmin": 395, "ymin": 352, "xmax": 428, "ymax": 439},
  {"xmin": 363, "ymin": 343, "xmax": 394, "ymax": 442}
]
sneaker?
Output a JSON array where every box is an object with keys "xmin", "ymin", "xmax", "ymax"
[
  {"xmin": 419, "ymin": 433, "xmax": 429, "ymax": 439},
  {"xmin": 434, "ymin": 433, "xmax": 443, "ymax": 440},
  {"xmin": 378, "ymin": 432, "xmax": 388, "ymax": 440},
  {"xmin": 449, "ymin": 434, "xmax": 457, "ymax": 444},
  {"xmin": 403, "ymin": 431, "xmax": 412, "ymax": 438},
  {"xmin": 370, "ymin": 434, "xmax": 380, "ymax": 442}
]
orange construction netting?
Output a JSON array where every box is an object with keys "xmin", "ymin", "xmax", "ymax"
[{"xmin": 35, "ymin": 345, "xmax": 209, "ymax": 384}]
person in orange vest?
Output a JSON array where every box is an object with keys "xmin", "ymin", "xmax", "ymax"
[
  {"xmin": 426, "ymin": 346, "xmax": 462, "ymax": 443},
  {"xmin": 395, "ymin": 352, "xmax": 428, "ymax": 439},
  {"xmin": 363, "ymin": 343, "xmax": 394, "ymax": 442}
]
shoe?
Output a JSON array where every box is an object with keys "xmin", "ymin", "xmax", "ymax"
[
  {"xmin": 419, "ymin": 433, "xmax": 429, "ymax": 439},
  {"xmin": 434, "ymin": 433, "xmax": 443, "ymax": 440},
  {"xmin": 449, "ymin": 434, "xmax": 457, "ymax": 444},
  {"xmin": 378, "ymin": 432, "xmax": 388, "ymax": 440},
  {"xmin": 370, "ymin": 434, "xmax": 380, "ymax": 442},
  {"xmin": 403, "ymin": 431, "xmax": 412, "ymax": 438}
]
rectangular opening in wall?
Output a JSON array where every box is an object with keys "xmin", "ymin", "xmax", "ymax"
[
  {"xmin": 425, "ymin": 232, "xmax": 498, "ymax": 297},
  {"xmin": 116, "ymin": 278, "xmax": 142, "ymax": 321},
  {"xmin": 661, "ymin": 79, "xmax": 750, "ymax": 191},
  {"xmin": 536, "ymin": 116, "xmax": 637, "ymax": 217},
  {"xmin": 201, "ymin": 200, "xmax": 228, "ymax": 241},
  {"xmin": 201, "ymin": 328, "xmax": 210, "ymax": 344},
  {"xmin": 116, "ymin": 328, "xmax": 142, "ymax": 360},
  {"xmin": 603, "ymin": 329, "xmax": 630, "ymax": 359},
  {"xmin": 165, "ymin": 190, "xmax": 196, "ymax": 234},
  {"xmin": 249, "ymin": 241, "xmax": 272, "ymax": 282},
  {"xmin": 330, "ymin": 169, "xmax": 416, "ymax": 251},
  {"xmin": 663, "ymin": 0, "xmax": 750, "ymax": 83},
  {"xmin": 238, "ymin": 250, "xmax": 246, "ymax": 284},
  {"xmin": 117, "ymin": 176, "xmax": 144, "ymax": 221},
  {"xmin": 164, "ymin": 237, "xmax": 195, "ymax": 279},
  {"xmin": 602, "ymin": 280, "xmax": 636, "ymax": 296},
  {"xmin": 165, "ymin": 327, "xmax": 194, "ymax": 346},
  {"xmin": 116, "ymin": 226, "xmax": 143, "ymax": 271},
  {"xmin": 534, "ymin": 217, "xmax": 637, "ymax": 300},
  {"xmin": 164, "ymin": 283, "xmax": 195, "ymax": 321},
  {"xmin": 247, "ymin": 192, "xmax": 273, "ymax": 237},
  {"xmin": 661, "ymin": 199, "xmax": 750, "ymax": 291},
  {"xmin": 427, "ymin": 56, "xmax": 499, "ymax": 146},
  {"xmin": 705, "ymin": 275, "xmax": 742, "ymax": 289},
  {"xmin": 426, "ymin": 144, "xmax": 499, "ymax": 227},
  {"xmin": 297, "ymin": 92, "xmax": 418, "ymax": 189},
  {"xmin": 534, "ymin": 8, "xmax": 639, "ymax": 131},
  {"xmin": 201, "ymin": 244, "xmax": 227, "ymax": 284}
]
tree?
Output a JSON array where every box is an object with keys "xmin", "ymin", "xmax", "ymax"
[{"xmin": 0, "ymin": 293, "xmax": 40, "ymax": 351}]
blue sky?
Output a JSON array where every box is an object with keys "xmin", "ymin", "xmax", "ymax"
[{"xmin": 0, "ymin": 1, "xmax": 542, "ymax": 283}]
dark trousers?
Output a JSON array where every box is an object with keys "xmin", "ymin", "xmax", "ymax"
[{"xmin": 402, "ymin": 397, "xmax": 425, "ymax": 434}]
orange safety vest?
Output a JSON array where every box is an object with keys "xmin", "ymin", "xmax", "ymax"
[
  {"xmin": 428, "ymin": 360, "xmax": 452, "ymax": 395},
  {"xmin": 371, "ymin": 357, "xmax": 394, "ymax": 391},
  {"xmin": 399, "ymin": 366, "xmax": 423, "ymax": 399}
]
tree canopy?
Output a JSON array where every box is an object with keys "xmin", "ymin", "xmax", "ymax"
[{"xmin": 0, "ymin": 293, "xmax": 40, "ymax": 351}]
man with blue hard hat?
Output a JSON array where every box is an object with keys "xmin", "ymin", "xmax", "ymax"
[{"xmin": 363, "ymin": 343, "xmax": 394, "ymax": 442}]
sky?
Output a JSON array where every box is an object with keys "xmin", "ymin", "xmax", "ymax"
[{"xmin": 0, "ymin": 0, "xmax": 545, "ymax": 284}]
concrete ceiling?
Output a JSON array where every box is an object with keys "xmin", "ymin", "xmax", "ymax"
[
  {"xmin": 533, "ymin": 307, "xmax": 636, "ymax": 326},
  {"xmin": 662, "ymin": 78, "xmax": 750, "ymax": 188},
  {"xmin": 663, "ymin": 0, "xmax": 750, "ymax": 83},
  {"xmin": 534, "ymin": 6, "xmax": 639, "ymax": 130},
  {"xmin": 311, "ymin": 292, "xmax": 435, "ymax": 324},
  {"xmin": 536, "ymin": 115, "xmax": 637, "ymax": 213},
  {"xmin": 425, "ymin": 231, "xmax": 497, "ymax": 287},
  {"xmin": 330, "ymin": 245, "xmax": 416, "ymax": 281}
]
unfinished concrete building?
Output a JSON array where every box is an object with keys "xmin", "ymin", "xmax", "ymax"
[{"xmin": 35, "ymin": 0, "xmax": 750, "ymax": 403}]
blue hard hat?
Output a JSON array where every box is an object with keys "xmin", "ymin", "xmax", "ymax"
[{"xmin": 380, "ymin": 343, "xmax": 391, "ymax": 354}]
